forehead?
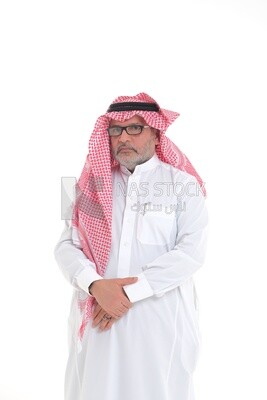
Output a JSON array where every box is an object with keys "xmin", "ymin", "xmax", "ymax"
[{"xmin": 109, "ymin": 115, "xmax": 146, "ymax": 126}]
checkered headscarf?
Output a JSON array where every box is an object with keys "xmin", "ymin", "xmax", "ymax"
[{"xmin": 72, "ymin": 92, "xmax": 206, "ymax": 339}]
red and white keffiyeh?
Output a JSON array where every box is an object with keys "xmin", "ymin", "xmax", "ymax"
[{"xmin": 72, "ymin": 92, "xmax": 206, "ymax": 338}]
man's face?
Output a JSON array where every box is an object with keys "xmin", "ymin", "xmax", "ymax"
[{"xmin": 109, "ymin": 115, "xmax": 159, "ymax": 172}]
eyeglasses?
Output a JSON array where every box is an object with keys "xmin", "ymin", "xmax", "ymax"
[{"xmin": 107, "ymin": 124, "xmax": 150, "ymax": 137}]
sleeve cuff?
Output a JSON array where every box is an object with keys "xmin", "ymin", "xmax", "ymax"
[
  {"xmin": 75, "ymin": 263, "xmax": 103, "ymax": 295},
  {"xmin": 123, "ymin": 272, "xmax": 154, "ymax": 303}
]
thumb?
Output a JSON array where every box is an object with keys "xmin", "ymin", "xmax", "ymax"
[{"xmin": 118, "ymin": 277, "xmax": 138, "ymax": 286}]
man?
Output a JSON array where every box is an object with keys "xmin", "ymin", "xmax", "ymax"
[{"xmin": 54, "ymin": 93, "xmax": 208, "ymax": 400}]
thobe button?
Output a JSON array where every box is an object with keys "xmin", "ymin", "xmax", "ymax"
[{"xmin": 123, "ymin": 241, "xmax": 128, "ymax": 246}]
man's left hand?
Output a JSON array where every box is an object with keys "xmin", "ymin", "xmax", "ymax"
[{"xmin": 92, "ymin": 302, "xmax": 117, "ymax": 331}]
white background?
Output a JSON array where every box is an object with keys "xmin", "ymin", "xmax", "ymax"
[{"xmin": 0, "ymin": 0, "xmax": 266, "ymax": 399}]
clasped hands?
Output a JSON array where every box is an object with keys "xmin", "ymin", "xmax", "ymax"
[{"xmin": 89, "ymin": 277, "xmax": 138, "ymax": 331}]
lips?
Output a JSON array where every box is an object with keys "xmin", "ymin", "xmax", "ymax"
[{"xmin": 118, "ymin": 147, "xmax": 133, "ymax": 153}]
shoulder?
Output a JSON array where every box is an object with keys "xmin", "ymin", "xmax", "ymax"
[
  {"xmin": 157, "ymin": 159, "xmax": 205, "ymax": 201},
  {"xmin": 158, "ymin": 159, "xmax": 199, "ymax": 184}
]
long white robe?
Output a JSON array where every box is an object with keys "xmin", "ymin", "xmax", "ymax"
[{"xmin": 54, "ymin": 153, "xmax": 208, "ymax": 400}]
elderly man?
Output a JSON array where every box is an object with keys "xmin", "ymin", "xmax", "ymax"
[{"xmin": 54, "ymin": 93, "xmax": 208, "ymax": 400}]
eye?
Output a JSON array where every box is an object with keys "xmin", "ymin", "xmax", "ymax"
[
  {"xmin": 127, "ymin": 125, "xmax": 142, "ymax": 134},
  {"xmin": 109, "ymin": 126, "xmax": 122, "ymax": 136}
]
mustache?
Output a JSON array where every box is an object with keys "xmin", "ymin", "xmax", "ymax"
[{"xmin": 117, "ymin": 145, "xmax": 136, "ymax": 153}]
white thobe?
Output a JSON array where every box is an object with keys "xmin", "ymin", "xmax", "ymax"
[{"xmin": 54, "ymin": 153, "xmax": 208, "ymax": 400}]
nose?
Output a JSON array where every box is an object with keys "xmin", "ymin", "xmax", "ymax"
[{"xmin": 118, "ymin": 129, "xmax": 130, "ymax": 142}]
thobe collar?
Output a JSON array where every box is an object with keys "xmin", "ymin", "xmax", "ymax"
[{"xmin": 119, "ymin": 153, "xmax": 160, "ymax": 177}]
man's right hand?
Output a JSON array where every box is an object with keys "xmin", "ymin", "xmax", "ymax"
[{"xmin": 89, "ymin": 277, "xmax": 138, "ymax": 319}]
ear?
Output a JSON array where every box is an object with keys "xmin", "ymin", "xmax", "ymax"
[{"xmin": 154, "ymin": 129, "xmax": 160, "ymax": 145}]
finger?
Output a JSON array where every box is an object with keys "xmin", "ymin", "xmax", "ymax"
[
  {"xmin": 105, "ymin": 304, "xmax": 130, "ymax": 319},
  {"xmin": 103, "ymin": 319, "xmax": 116, "ymax": 331},
  {"xmin": 99, "ymin": 318, "xmax": 116, "ymax": 331},
  {"xmin": 117, "ymin": 307, "xmax": 128, "ymax": 315},
  {"xmin": 92, "ymin": 310, "xmax": 107, "ymax": 327},
  {"xmin": 118, "ymin": 301, "xmax": 132, "ymax": 314},
  {"xmin": 92, "ymin": 304, "xmax": 102, "ymax": 319},
  {"xmin": 114, "ymin": 308, "xmax": 128, "ymax": 318},
  {"xmin": 118, "ymin": 277, "xmax": 138, "ymax": 285},
  {"xmin": 112, "ymin": 311, "xmax": 122, "ymax": 319},
  {"xmin": 120, "ymin": 302, "xmax": 130, "ymax": 311},
  {"xmin": 98, "ymin": 319, "xmax": 110, "ymax": 331},
  {"xmin": 98, "ymin": 315, "xmax": 113, "ymax": 331},
  {"xmin": 121, "ymin": 300, "xmax": 132, "ymax": 309},
  {"xmin": 93, "ymin": 306, "xmax": 104, "ymax": 321},
  {"xmin": 107, "ymin": 306, "xmax": 127, "ymax": 319},
  {"xmin": 105, "ymin": 310, "xmax": 120, "ymax": 319}
]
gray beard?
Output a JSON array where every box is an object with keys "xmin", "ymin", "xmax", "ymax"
[
  {"xmin": 118, "ymin": 155, "xmax": 150, "ymax": 172},
  {"xmin": 112, "ymin": 139, "xmax": 156, "ymax": 172}
]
